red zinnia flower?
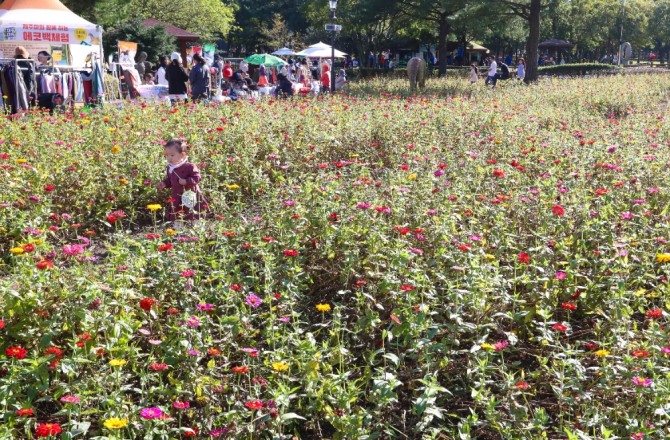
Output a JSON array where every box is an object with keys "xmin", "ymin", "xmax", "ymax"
[
  {"xmin": 646, "ymin": 308, "xmax": 663, "ymax": 319},
  {"xmin": 561, "ymin": 302, "xmax": 577, "ymax": 311},
  {"xmin": 35, "ymin": 423, "xmax": 62, "ymax": 438},
  {"xmin": 22, "ymin": 243, "xmax": 35, "ymax": 253},
  {"xmin": 492, "ymin": 169, "xmax": 505, "ymax": 178},
  {"xmin": 44, "ymin": 184, "xmax": 55, "ymax": 192},
  {"xmin": 150, "ymin": 362, "xmax": 169, "ymax": 371},
  {"xmin": 552, "ymin": 323, "xmax": 567, "ymax": 332},
  {"xmin": 36, "ymin": 260, "xmax": 54, "ymax": 270},
  {"xmin": 516, "ymin": 381, "xmax": 529, "ymax": 390},
  {"xmin": 139, "ymin": 297, "xmax": 155, "ymax": 312},
  {"xmin": 517, "ymin": 253, "xmax": 531, "ymax": 264},
  {"xmin": 106, "ymin": 210, "xmax": 126, "ymax": 224},
  {"xmin": 44, "ymin": 346, "xmax": 63, "ymax": 359},
  {"xmin": 551, "ymin": 204, "xmax": 565, "ymax": 217},
  {"xmin": 16, "ymin": 408, "xmax": 34, "ymax": 416},
  {"xmin": 400, "ymin": 284, "xmax": 415, "ymax": 291},
  {"xmin": 232, "ymin": 366, "xmax": 249, "ymax": 374},
  {"xmin": 6, "ymin": 346, "xmax": 27, "ymax": 359},
  {"xmin": 229, "ymin": 284, "xmax": 242, "ymax": 291},
  {"xmin": 283, "ymin": 249, "xmax": 299, "ymax": 257},
  {"xmin": 157, "ymin": 243, "xmax": 173, "ymax": 252},
  {"xmin": 0, "ymin": 319, "xmax": 5, "ymax": 329},
  {"xmin": 244, "ymin": 400, "xmax": 264, "ymax": 410},
  {"xmin": 632, "ymin": 349, "xmax": 650, "ymax": 358}
]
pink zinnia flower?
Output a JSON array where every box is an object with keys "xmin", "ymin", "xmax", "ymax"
[
  {"xmin": 180, "ymin": 269, "xmax": 195, "ymax": 278},
  {"xmin": 62, "ymin": 244, "xmax": 84, "ymax": 257},
  {"xmin": 493, "ymin": 340, "xmax": 508, "ymax": 351},
  {"xmin": 245, "ymin": 294, "xmax": 262, "ymax": 308},
  {"xmin": 173, "ymin": 401, "xmax": 190, "ymax": 409},
  {"xmin": 631, "ymin": 377, "xmax": 653, "ymax": 387},
  {"xmin": 356, "ymin": 202, "xmax": 371, "ymax": 209},
  {"xmin": 196, "ymin": 303, "xmax": 215, "ymax": 311},
  {"xmin": 186, "ymin": 316, "xmax": 200, "ymax": 327},
  {"xmin": 59, "ymin": 395, "xmax": 81, "ymax": 404},
  {"xmin": 555, "ymin": 271, "xmax": 567, "ymax": 280},
  {"xmin": 140, "ymin": 407, "xmax": 164, "ymax": 419}
]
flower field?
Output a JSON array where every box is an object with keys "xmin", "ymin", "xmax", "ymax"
[{"xmin": 2, "ymin": 74, "xmax": 670, "ymax": 439}]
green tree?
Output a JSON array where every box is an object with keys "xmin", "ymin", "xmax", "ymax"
[
  {"xmin": 103, "ymin": 20, "xmax": 176, "ymax": 64},
  {"xmin": 130, "ymin": 0, "xmax": 236, "ymax": 41},
  {"xmin": 649, "ymin": 0, "xmax": 670, "ymax": 61}
]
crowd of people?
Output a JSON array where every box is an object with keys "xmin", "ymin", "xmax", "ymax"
[{"xmin": 136, "ymin": 52, "xmax": 347, "ymax": 102}]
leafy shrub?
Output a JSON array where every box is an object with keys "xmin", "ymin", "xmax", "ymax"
[{"xmin": 539, "ymin": 63, "xmax": 622, "ymax": 76}]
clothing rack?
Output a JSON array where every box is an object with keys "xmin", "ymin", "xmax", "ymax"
[{"xmin": 0, "ymin": 58, "xmax": 37, "ymax": 113}]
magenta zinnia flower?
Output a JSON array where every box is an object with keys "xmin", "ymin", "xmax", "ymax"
[
  {"xmin": 631, "ymin": 377, "xmax": 653, "ymax": 387},
  {"xmin": 245, "ymin": 294, "xmax": 262, "ymax": 308},
  {"xmin": 140, "ymin": 407, "xmax": 164, "ymax": 419}
]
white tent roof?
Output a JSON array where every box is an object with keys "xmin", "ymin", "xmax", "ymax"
[
  {"xmin": 0, "ymin": 0, "xmax": 102, "ymax": 44},
  {"xmin": 296, "ymin": 42, "xmax": 347, "ymax": 58},
  {"xmin": 272, "ymin": 47, "xmax": 295, "ymax": 56}
]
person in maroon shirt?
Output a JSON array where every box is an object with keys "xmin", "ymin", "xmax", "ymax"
[{"xmin": 156, "ymin": 139, "xmax": 206, "ymax": 221}]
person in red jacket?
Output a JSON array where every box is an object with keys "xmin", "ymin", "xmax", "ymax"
[
  {"xmin": 156, "ymin": 139, "xmax": 206, "ymax": 221},
  {"xmin": 320, "ymin": 63, "xmax": 331, "ymax": 91}
]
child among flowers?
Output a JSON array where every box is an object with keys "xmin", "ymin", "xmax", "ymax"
[{"xmin": 156, "ymin": 139, "xmax": 206, "ymax": 221}]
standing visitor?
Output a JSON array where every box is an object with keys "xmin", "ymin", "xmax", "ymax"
[
  {"xmin": 156, "ymin": 139, "xmax": 206, "ymax": 222},
  {"xmin": 469, "ymin": 63, "xmax": 479, "ymax": 84},
  {"xmin": 222, "ymin": 60, "xmax": 234, "ymax": 83},
  {"xmin": 320, "ymin": 63, "xmax": 331, "ymax": 92},
  {"xmin": 516, "ymin": 58, "xmax": 525, "ymax": 81},
  {"xmin": 166, "ymin": 52, "xmax": 189, "ymax": 104},
  {"xmin": 156, "ymin": 55, "xmax": 169, "ymax": 86},
  {"xmin": 189, "ymin": 53, "xmax": 211, "ymax": 101},
  {"xmin": 485, "ymin": 56, "xmax": 498, "ymax": 88}
]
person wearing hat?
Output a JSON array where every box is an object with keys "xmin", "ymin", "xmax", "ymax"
[
  {"xmin": 14, "ymin": 46, "xmax": 35, "ymax": 108},
  {"xmin": 165, "ymin": 52, "xmax": 189, "ymax": 103}
]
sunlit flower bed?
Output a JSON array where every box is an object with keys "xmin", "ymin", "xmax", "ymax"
[{"xmin": 2, "ymin": 75, "xmax": 670, "ymax": 439}]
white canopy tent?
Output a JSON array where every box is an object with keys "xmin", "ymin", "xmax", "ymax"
[
  {"xmin": 0, "ymin": 0, "xmax": 103, "ymax": 66},
  {"xmin": 296, "ymin": 42, "xmax": 347, "ymax": 58},
  {"xmin": 272, "ymin": 47, "xmax": 296, "ymax": 56}
]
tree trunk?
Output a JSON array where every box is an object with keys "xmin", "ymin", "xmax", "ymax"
[
  {"xmin": 438, "ymin": 13, "xmax": 448, "ymax": 76},
  {"xmin": 524, "ymin": 0, "xmax": 541, "ymax": 82}
]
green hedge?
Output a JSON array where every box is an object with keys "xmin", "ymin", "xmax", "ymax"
[
  {"xmin": 349, "ymin": 66, "xmax": 468, "ymax": 80},
  {"xmin": 539, "ymin": 63, "xmax": 622, "ymax": 76}
]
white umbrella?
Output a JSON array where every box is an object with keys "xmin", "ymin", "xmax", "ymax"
[
  {"xmin": 296, "ymin": 43, "xmax": 347, "ymax": 58},
  {"xmin": 272, "ymin": 47, "xmax": 296, "ymax": 56}
]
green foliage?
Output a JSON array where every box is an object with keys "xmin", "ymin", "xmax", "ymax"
[
  {"xmin": 103, "ymin": 20, "xmax": 176, "ymax": 63},
  {"xmin": 3, "ymin": 75, "xmax": 670, "ymax": 439},
  {"xmin": 538, "ymin": 62, "xmax": 622, "ymax": 76}
]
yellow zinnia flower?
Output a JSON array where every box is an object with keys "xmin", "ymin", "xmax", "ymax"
[
  {"xmin": 408, "ymin": 173, "xmax": 417, "ymax": 180},
  {"xmin": 119, "ymin": 178, "xmax": 128, "ymax": 185},
  {"xmin": 10, "ymin": 247, "xmax": 24, "ymax": 255},
  {"xmin": 109, "ymin": 359, "xmax": 127, "ymax": 367},
  {"xmin": 17, "ymin": 158, "xmax": 27, "ymax": 164},
  {"xmin": 656, "ymin": 253, "xmax": 670, "ymax": 263},
  {"xmin": 316, "ymin": 303, "xmax": 331, "ymax": 312},
  {"xmin": 594, "ymin": 349, "xmax": 610, "ymax": 357},
  {"xmin": 480, "ymin": 343, "xmax": 495, "ymax": 351},
  {"xmin": 111, "ymin": 145, "xmax": 120, "ymax": 154},
  {"xmin": 147, "ymin": 204, "xmax": 162, "ymax": 212},
  {"xmin": 165, "ymin": 228, "xmax": 178, "ymax": 236},
  {"xmin": 227, "ymin": 184, "xmax": 240, "ymax": 190},
  {"xmin": 272, "ymin": 362, "xmax": 289, "ymax": 372},
  {"xmin": 103, "ymin": 418, "xmax": 128, "ymax": 429}
]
